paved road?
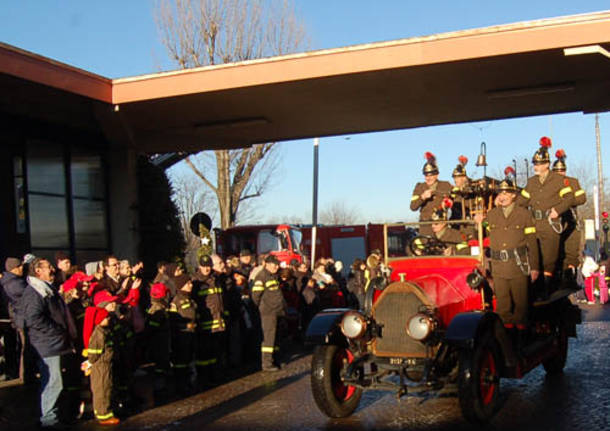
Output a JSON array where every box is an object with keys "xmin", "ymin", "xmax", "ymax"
[{"xmin": 3, "ymin": 303, "xmax": 609, "ymax": 431}]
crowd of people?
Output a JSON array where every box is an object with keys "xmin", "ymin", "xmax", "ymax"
[{"xmin": 0, "ymin": 247, "xmax": 380, "ymax": 428}]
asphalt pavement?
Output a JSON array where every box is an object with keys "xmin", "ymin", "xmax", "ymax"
[{"xmin": 2, "ymin": 301, "xmax": 609, "ymax": 431}]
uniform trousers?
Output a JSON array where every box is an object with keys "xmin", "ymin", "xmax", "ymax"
[
  {"xmin": 535, "ymin": 222, "xmax": 560, "ymax": 274},
  {"xmin": 260, "ymin": 313, "xmax": 279, "ymax": 369},
  {"xmin": 493, "ymin": 274, "xmax": 529, "ymax": 326}
]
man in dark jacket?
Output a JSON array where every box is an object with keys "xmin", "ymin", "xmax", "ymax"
[
  {"xmin": 252, "ymin": 255, "xmax": 285, "ymax": 371},
  {"xmin": 22, "ymin": 258, "xmax": 76, "ymax": 429},
  {"xmin": 1, "ymin": 257, "xmax": 26, "ymax": 380}
]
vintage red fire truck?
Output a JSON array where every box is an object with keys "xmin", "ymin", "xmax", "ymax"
[{"xmin": 305, "ymin": 220, "xmax": 581, "ymax": 424}]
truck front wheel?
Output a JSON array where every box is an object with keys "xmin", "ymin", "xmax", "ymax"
[
  {"xmin": 310, "ymin": 345, "xmax": 362, "ymax": 418},
  {"xmin": 457, "ymin": 332, "xmax": 501, "ymax": 424}
]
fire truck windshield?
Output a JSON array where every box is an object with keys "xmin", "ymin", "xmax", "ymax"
[
  {"xmin": 289, "ymin": 229, "xmax": 302, "ymax": 252},
  {"xmin": 258, "ymin": 229, "xmax": 287, "ymax": 254}
]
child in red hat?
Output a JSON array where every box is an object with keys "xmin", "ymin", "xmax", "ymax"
[
  {"xmin": 82, "ymin": 298, "xmax": 119, "ymax": 425},
  {"xmin": 147, "ymin": 283, "xmax": 171, "ymax": 391}
]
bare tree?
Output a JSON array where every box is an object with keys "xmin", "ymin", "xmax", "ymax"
[
  {"xmin": 320, "ymin": 200, "xmax": 361, "ymax": 225},
  {"xmin": 155, "ymin": 0, "xmax": 307, "ymax": 229}
]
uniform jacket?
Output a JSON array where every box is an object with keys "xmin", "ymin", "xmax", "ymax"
[
  {"xmin": 192, "ymin": 272, "xmax": 225, "ymax": 332},
  {"xmin": 252, "ymin": 268, "xmax": 286, "ymax": 316},
  {"xmin": 486, "ymin": 205, "xmax": 540, "ymax": 278},
  {"xmin": 87, "ymin": 324, "xmax": 114, "ymax": 365},
  {"xmin": 410, "ymin": 181, "xmax": 453, "ymax": 220},
  {"xmin": 22, "ymin": 276, "xmax": 75, "ymax": 358},
  {"xmin": 147, "ymin": 299, "xmax": 170, "ymax": 334},
  {"xmin": 169, "ymin": 291, "xmax": 197, "ymax": 333},
  {"xmin": 518, "ymin": 171, "xmax": 574, "ymax": 218},
  {"xmin": 435, "ymin": 226, "xmax": 470, "ymax": 255}
]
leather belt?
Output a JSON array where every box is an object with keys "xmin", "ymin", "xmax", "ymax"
[
  {"xmin": 490, "ymin": 246, "xmax": 527, "ymax": 262},
  {"xmin": 532, "ymin": 209, "xmax": 550, "ymax": 220}
]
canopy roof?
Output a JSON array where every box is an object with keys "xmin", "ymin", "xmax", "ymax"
[{"xmin": 2, "ymin": 11, "xmax": 610, "ymax": 152}]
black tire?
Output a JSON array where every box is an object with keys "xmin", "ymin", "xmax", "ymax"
[
  {"xmin": 310, "ymin": 345, "xmax": 363, "ymax": 418},
  {"xmin": 457, "ymin": 332, "xmax": 501, "ymax": 424},
  {"xmin": 543, "ymin": 326, "xmax": 568, "ymax": 374}
]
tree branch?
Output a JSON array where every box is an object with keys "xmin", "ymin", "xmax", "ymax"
[{"xmin": 184, "ymin": 156, "xmax": 217, "ymax": 193}]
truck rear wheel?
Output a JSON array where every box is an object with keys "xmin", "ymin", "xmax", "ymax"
[
  {"xmin": 457, "ymin": 332, "xmax": 501, "ymax": 424},
  {"xmin": 311, "ymin": 345, "xmax": 362, "ymax": 418},
  {"xmin": 543, "ymin": 326, "xmax": 568, "ymax": 374}
]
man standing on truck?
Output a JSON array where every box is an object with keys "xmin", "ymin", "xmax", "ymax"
[
  {"xmin": 481, "ymin": 168, "xmax": 539, "ymax": 337},
  {"xmin": 517, "ymin": 137, "xmax": 574, "ymax": 299},
  {"xmin": 450, "ymin": 155, "xmax": 472, "ymax": 221},
  {"xmin": 552, "ymin": 149, "xmax": 587, "ymax": 284},
  {"xmin": 251, "ymin": 255, "xmax": 286, "ymax": 372},
  {"xmin": 410, "ymin": 152, "xmax": 452, "ymax": 235}
]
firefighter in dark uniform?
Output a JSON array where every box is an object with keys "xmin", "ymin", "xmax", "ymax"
[
  {"xmin": 410, "ymin": 152, "xmax": 453, "ymax": 235},
  {"xmin": 169, "ymin": 274, "xmax": 197, "ymax": 394},
  {"xmin": 485, "ymin": 169, "xmax": 540, "ymax": 335},
  {"xmin": 252, "ymin": 255, "xmax": 286, "ymax": 372},
  {"xmin": 450, "ymin": 155, "xmax": 472, "ymax": 221},
  {"xmin": 146, "ymin": 283, "xmax": 171, "ymax": 391},
  {"xmin": 430, "ymin": 204, "xmax": 470, "ymax": 256},
  {"xmin": 517, "ymin": 137, "xmax": 574, "ymax": 299},
  {"xmin": 553, "ymin": 149, "xmax": 587, "ymax": 283},
  {"xmin": 192, "ymin": 255, "xmax": 226, "ymax": 387}
]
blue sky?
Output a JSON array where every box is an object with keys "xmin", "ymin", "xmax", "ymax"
[{"xmin": 2, "ymin": 1, "xmax": 609, "ymax": 224}]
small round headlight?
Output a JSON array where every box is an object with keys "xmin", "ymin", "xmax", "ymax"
[
  {"xmin": 406, "ymin": 314, "xmax": 435, "ymax": 341},
  {"xmin": 340, "ymin": 311, "xmax": 367, "ymax": 339}
]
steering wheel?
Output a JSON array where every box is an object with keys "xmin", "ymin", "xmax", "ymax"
[{"xmin": 407, "ymin": 235, "xmax": 448, "ymax": 256}]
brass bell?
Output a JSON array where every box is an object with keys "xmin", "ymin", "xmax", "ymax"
[{"xmin": 475, "ymin": 142, "xmax": 487, "ymax": 167}]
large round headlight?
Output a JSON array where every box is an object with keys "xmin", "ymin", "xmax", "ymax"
[
  {"xmin": 340, "ymin": 311, "xmax": 367, "ymax": 339},
  {"xmin": 406, "ymin": 314, "xmax": 435, "ymax": 341}
]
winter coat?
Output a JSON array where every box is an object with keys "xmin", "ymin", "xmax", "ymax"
[
  {"xmin": 0, "ymin": 271, "xmax": 27, "ymax": 328},
  {"xmin": 22, "ymin": 277, "xmax": 75, "ymax": 358}
]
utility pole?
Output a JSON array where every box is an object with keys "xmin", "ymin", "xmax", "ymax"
[
  {"xmin": 596, "ymin": 113, "xmax": 604, "ymax": 215},
  {"xmin": 311, "ymin": 138, "xmax": 319, "ymax": 270}
]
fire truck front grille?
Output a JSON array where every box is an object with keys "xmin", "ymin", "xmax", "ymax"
[{"xmin": 372, "ymin": 283, "xmax": 429, "ymax": 358}]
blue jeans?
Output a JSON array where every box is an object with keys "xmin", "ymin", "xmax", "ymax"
[{"xmin": 38, "ymin": 355, "xmax": 63, "ymax": 427}]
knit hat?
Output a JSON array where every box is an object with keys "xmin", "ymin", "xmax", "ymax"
[
  {"xmin": 265, "ymin": 255, "xmax": 280, "ymax": 265},
  {"xmin": 93, "ymin": 290, "xmax": 118, "ymax": 308},
  {"xmin": 150, "ymin": 283, "xmax": 169, "ymax": 299},
  {"xmin": 4, "ymin": 257, "xmax": 22, "ymax": 272},
  {"xmin": 63, "ymin": 271, "xmax": 95, "ymax": 293}
]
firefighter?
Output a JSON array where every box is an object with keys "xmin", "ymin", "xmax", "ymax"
[
  {"xmin": 146, "ymin": 283, "xmax": 171, "ymax": 392},
  {"xmin": 410, "ymin": 152, "xmax": 453, "ymax": 235},
  {"xmin": 484, "ymin": 168, "xmax": 540, "ymax": 338},
  {"xmin": 450, "ymin": 155, "xmax": 471, "ymax": 221},
  {"xmin": 192, "ymin": 255, "xmax": 226, "ymax": 387},
  {"xmin": 430, "ymin": 202, "xmax": 470, "ymax": 256},
  {"xmin": 252, "ymin": 255, "xmax": 286, "ymax": 372},
  {"xmin": 517, "ymin": 137, "xmax": 574, "ymax": 299},
  {"xmin": 552, "ymin": 149, "xmax": 587, "ymax": 284},
  {"xmin": 169, "ymin": 274, "xmax": 197, "ymax": 394},
  {"xmin": 85, "ymin": 304, "xmax": 120, "ymax": 425}
]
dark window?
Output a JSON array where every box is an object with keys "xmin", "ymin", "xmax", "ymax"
[
  {"xmin": 25, "ymin": 140, "xmax": 109, "ymax": 264},
  {"xmin": 13, "ymin": 156, "xmax": 26, "ymax": 234}
]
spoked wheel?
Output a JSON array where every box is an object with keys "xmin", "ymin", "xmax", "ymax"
[
  {"xmin": 311, "ymin": 345, "xmax": 363, "ymax": 418},
  {"xmin": 543, "ymin": 326, "xmax": 568, "ymax": 374},
  {"xmin": 458, "ymin": 332, "xmax": 501, "ymax": 424}
]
